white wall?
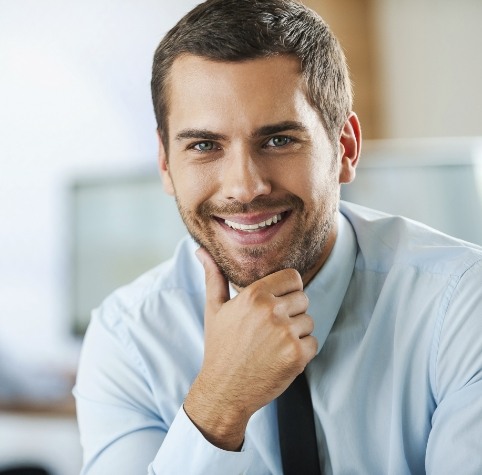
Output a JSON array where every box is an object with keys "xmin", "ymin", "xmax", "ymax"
[
  {"xmin": 0, "ymin": 0, "xmax": 200, "ymax": 367},
  {"xmin": 374, "ymin": 0, "xmax": 482, "ymax": 138}
]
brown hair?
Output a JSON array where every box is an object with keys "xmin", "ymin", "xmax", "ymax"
[{"xmin": 151, "ymin": 0, "xmax": 352, "ymax": 148}]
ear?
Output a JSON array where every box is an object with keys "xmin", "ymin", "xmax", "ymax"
[
  {"xmin": 157, "ymin": 130, "xmax": 175, "ymax": 196},
  {"xmin": 338, "ymin": 112, "xmax": 362, "ymax": 184}
]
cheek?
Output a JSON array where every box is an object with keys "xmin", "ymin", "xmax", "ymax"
[
  {"xmin": 306, "ymin": 172, "xmax": 340, "ymax": 217},
  {"xmin": 171, "ymin": 163, "xmax": 217, "ymax": 210},
  {"xmin": 289, "ymin": 161, "xmax": 335, "ymax": 202}
]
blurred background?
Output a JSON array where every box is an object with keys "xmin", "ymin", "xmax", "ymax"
[{"xmin": 0, "ymin": 0, "xmax": 481, "ymax": 473}]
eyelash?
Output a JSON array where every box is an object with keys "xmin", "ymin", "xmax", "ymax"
[
  {"xmin": 190, "ymin": 141, "xmax": 219, "ymax": 152},
  {"xmin": 187, "ymin": 135, "xmax": 295, "ymax": 153},
  {"xmin": 264, "ymin": 136, "xmax": 293, "ymax": 148}
]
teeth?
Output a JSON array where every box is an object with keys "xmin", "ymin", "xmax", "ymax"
[{"xmin": 224, "ymin": 213, "xmax": 283, "ymax": 232}]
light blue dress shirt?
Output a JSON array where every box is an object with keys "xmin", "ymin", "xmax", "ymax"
[{"xmin": 74, "ymin": 201, "xmax": 482, "ymax": 474}]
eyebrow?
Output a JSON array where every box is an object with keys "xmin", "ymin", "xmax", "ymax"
[
  {"xmin": 251, "ymin": 121, "xmax": 308, "ymax": 138},
  {"xmin": 175, "ymin": 129, "xmax": 228, "ymax": 142},
  {"xmin": 174, "ymin": 121, "xmax": 307, "ymax": 142}
]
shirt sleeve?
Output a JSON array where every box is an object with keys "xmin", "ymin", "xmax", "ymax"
[
  {"xmin": 74, "ymin": 306, "xmax": 253, "ymax": 475},
  {"xmin": 426, "ymin": 259, "xmax": 482, "ymax": 474},
  {"xmin": 151, "ymin": 406, "xmax": 253, "ymax": 475}
]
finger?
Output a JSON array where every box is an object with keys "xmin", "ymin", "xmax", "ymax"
[
  {"xmin": 275, "ymin": 290, "xmax": 309, "ymax": 318},
  {"xmin": 288, "ymin": 314, "xmax": 315, "ymax": 338},
  {"xmin": 301, "ymin": 334, "xmax": 319, "ymax": 359},
  {"xmin": 283, "ymin": 333, "xmax": 318, "ymax": 380},
  {"xmin": 256, "ymin": 268, "xmax": 303, "ymax": 297},
  {"xmin": 196, "ymin": 247, "xmax": 230, "ymax": 316}
]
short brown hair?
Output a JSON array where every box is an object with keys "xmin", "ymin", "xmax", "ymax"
[{"xmin": 151, "ymin": 0, "xmax": 352, "ymax": 147}]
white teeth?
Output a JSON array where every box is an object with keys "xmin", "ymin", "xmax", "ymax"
[{"xmin": 224, "ymin": 213, "xmax": 283, "ymax": 232}]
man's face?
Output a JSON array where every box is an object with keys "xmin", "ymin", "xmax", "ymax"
[{"xmin": 160, "ymin": 54, "xmax": 353, "ymax": 287}]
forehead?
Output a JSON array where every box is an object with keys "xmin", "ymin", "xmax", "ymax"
[
  {"xmin": 168, "ymin": 53, "xmax": 303, "ymax": 87},
  {"xmin": 165, "ymin": 54, "xmax": 317, "ymax": 134}
]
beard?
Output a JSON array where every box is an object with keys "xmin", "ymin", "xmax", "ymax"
[{"xmin": 173, "ymin": 192, "xmax": 338, "ymax": 288}]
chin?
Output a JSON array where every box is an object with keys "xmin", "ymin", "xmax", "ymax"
[{"xmin": 215, "ymin": 253, "xmax": 279, "ymax": 288}]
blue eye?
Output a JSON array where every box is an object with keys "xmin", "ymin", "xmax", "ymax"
[
  {"xmin": 267, "ymin": 136, "xmax": 292, "ymax": 147},
  {"xmin": 194, "ymin": 141, "xmax": 215, "ymax": 151}
]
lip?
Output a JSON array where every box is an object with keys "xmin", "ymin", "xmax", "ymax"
[{"xmin": 214, "ymin": 210, "xmax": 292, "ymax": 245}]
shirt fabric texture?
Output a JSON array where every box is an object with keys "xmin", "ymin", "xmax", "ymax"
[{"xmin": 74, "ymin": 201, "xmax": 482, "ymax": 474}]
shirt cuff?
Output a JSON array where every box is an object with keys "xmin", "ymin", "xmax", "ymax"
[{"xmin": 150, "ymin": 405, "xmax": 254, "ymax": 475}]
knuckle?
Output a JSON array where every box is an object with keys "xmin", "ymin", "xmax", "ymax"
[
  {"xmin": 284, "ymin": 337, "xmax": 303, "ymax": 361},
  {"xmin": 245, "ymin": 280, "xmax": 268, "ymax": 300},
  {"xmin": 295, "ymin": 291, "xmax": 309, "ymax": 312},
  {"xmin": 243, "ymin": 283, "xmax": 262, "ymax": 304},
  {"xmin": 305, "ymin": 315, "xmax": 315, "ymax": 333},
  {"xmin": 279, "ymin": 323, "xmax": 294, "ymax": 340},
  {"xmin": 272, "ymin": 299, "xmax": 287, "ymax": 318},
  {"xmin": 308, "ymin": 335, "xmax": 319, "ymax": 356},
  {"xmin": 285, "ymin": 268, "xmax": 302, "ymax": 286},
  {"xmin": 243, "ymin": 284, "xmax": 277, "ymax": 319}
]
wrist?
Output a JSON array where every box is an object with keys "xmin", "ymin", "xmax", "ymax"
[{"xmin": 184, "ymin": 376, "xmax": 250, "ymax": 451}]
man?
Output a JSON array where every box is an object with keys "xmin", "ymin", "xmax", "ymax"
[{"xmin": 74, "ymin": 0, "xmax": 482, "ymax": 473}]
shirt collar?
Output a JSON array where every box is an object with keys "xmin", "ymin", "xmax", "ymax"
[
  {"xmin": 305, "ymin": 212, "xmax": 357, "ymax": 354},
  {"xmin": 229, "ymin": 212, "xmax": 357, "ymax": 355}
]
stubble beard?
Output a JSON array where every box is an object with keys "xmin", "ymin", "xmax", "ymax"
[{"xmin": 174, "ymin": 193, "xmax": 339, "ymax": 288}]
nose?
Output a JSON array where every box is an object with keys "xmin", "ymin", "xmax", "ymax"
[{"xmin": 221, "ymin": 148, "xmax": 271, "ymax": 203}]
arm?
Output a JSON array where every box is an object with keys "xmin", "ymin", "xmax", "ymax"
[
  {"xmin": 426, "ymin": 260, "xmax": 482, "ymax": 474},
  {"xmin": 75, "ymin": 305, "xmax": 253, "ymax": 475},
  {"xmin": 75, "ymin": 248, "xmax": 317, "ymax": 473}
]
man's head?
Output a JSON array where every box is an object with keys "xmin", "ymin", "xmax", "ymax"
[
  {"xmin": 151, "ymin": 0, "xmax": 361, "ymax": 288},
  {"xmin": 151, "ymin": 0, "xmax": 352, "ymax": 150}
]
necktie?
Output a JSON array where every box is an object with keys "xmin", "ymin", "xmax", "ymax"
[{"xmin": 277, "ymin": 371, "xmax": 322, "ymax": 475}]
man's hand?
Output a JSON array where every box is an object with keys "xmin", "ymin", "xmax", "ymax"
[{"xmin": 183, "ymin": 247, "xmax": 318, "ymax": 451}]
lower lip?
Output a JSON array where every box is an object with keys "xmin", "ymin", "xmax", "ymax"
[{"xmin": 215, "ymin": 212, "xmax": 291, "ymax": 245}]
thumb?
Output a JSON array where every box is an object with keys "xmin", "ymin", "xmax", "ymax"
[{"xmin": 196, "ymin": 247, "xmax": 230, "ymax": 316}]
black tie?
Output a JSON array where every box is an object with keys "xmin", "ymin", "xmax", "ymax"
[{"xmin": 277, "ymin": 371, "xmax": 322, "ymax": 475}]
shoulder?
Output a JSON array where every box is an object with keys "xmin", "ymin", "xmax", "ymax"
[
  {"xmin": 93, "ymin": 236, "xmax": 206, "ymax": 330},
  {"xmin": 76, "ymin": 236, "xmax": 206, "ymax": 421},
  {"xmin": 340, "ymin": 202, "xmax": 482, "ymax": 403},
  {"xmin": 340, "ymin": 200, "xmax": 482, "ymax": 277}
]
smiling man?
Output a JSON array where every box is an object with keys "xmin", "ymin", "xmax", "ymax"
[{"xmin": 75, "ymin": 1, "xmax": 482, "ymax": 474}]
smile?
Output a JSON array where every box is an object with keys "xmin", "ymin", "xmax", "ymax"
[{"xmin": 224, "ymin": 213, "xmax": 285, "ymax": 232}]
